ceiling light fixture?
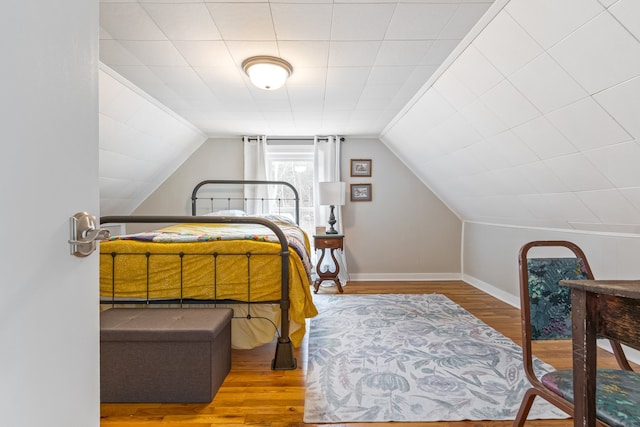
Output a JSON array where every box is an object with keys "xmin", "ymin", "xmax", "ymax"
[{"xmin": 242, "ymin": 56, "xmax": 293, "ymax": 91}]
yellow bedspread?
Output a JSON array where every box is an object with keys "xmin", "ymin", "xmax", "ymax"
[{"xmin": 100, "ymin": 220, "xmax": 318, "ymax": 348}]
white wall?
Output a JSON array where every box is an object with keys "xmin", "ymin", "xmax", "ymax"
[
  {"xmin": 0, "ymin": 1, "xmax": 100, "ymax": 426},
  {"xmin": 134, "ymin": 137, "xmax": 463, "ymax": 280},
  {"xmin": 463, "ymin": 222, "xmax": 640, "ymax": 307},
  {"xmin": 342, "ymin": 138, "xmax": 462, "ymax": 280},
  {"xmin": 133, "ymin": 138, "xmax": 242, "ymax": 216}
]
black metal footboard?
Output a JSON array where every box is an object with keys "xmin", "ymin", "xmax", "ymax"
[{"xmin": 100, "ymin": 215, "xmax": 296, "ymax": 370}]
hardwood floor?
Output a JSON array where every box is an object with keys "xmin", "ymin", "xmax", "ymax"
[{"xmin": 100, "ymin": 281, "xmax": 628, "ymax": 426}]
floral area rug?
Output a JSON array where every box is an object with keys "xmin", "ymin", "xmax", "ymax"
[{"xmin": 304, "ymin": 293, "xmax": 568, "ymax": 423}]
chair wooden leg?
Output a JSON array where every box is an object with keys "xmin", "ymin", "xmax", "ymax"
[{"xmin": 513, "ymin": 388, "xmax": 537, "ymax": 427}]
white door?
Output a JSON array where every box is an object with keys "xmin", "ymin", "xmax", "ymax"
[{"xmin": 0, "ymin": 1, "xmax": 100, "ymax": 426}]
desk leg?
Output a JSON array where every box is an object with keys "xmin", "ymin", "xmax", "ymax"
[{"xmin": 570, "ymin": 289, "xmax": 598, "ymax": 427}]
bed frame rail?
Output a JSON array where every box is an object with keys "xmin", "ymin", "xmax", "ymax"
[
  {"xmin": 100, "ymin": 214, "xmax": 296, "ymax": 370},
  {"xmin": 191, "ymin": 179, "xmax": 300, "ymax": 224}
]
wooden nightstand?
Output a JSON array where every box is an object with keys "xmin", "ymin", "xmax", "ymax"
[{"xmin": 313, "ymin": 234, "xmax": 344, "ymax": 293}]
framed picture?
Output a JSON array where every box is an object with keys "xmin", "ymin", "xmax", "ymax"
[
  {"xmin": 350, "ymin": 183, "xmax": 372, "ymax": 202},
  {"xmin": 351, "ymin": 159, "xmax": 372, "ymax": 177}
]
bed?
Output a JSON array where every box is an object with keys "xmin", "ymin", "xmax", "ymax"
[{"xmin": 99, "ymin": 180, "xmax": 318, "ymax": 370}]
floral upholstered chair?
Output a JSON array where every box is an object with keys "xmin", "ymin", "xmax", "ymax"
[{"xmin": 513, "ymin": 240, "xmax": 640, "ymax": 427}]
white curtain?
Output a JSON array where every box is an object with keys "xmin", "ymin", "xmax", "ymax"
[
  {"xmin": 313, "ymin": 136, "xmax": 349, "ymax": 286},
  {"xmin": 243, "ymin": 136, "xmax": 270, "ymax": 213}
]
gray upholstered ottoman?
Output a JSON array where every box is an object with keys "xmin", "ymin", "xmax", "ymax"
[{"xmin": 100, "ymin": 308, "xmax": 232, "ymax": 403}]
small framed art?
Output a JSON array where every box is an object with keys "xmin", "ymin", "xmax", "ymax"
[
  {"xmin": 350, "ymin": 183, "xmax": 372, "ymax": 202},
  {"xmin": 350, "ymin": 159, "xmax": 372, "ymax": 177}
]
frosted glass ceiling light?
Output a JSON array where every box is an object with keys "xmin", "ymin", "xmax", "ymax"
[{"xmin": 242, "ymin": 56, "xmax": 292, "ymax": 91}]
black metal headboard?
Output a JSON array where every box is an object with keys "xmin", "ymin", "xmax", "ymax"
[{"xmin": 190, "ymin": 179, "xmax": 300, "ymax": 225}]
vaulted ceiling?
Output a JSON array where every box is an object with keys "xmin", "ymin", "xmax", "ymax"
[
  {"xmin": 383, "ymin": 0, "xmax": 640, "ymax": 234},
  {"xmin": 99, "ymin": 0, "xmax": 640, "ymax": 235}
]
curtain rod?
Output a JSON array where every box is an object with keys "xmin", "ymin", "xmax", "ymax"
[{"xmin": 243, "ymin": 136, "xmax": 345, "ymax": 142}]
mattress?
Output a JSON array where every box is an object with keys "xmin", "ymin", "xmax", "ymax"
[{"xmin": 99, "ymin": 217, "xmax": 318, "ymax": 348}]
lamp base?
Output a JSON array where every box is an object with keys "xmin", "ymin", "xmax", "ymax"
[{"xmin": 326, "ymin": 205, "xmax": 338, "ymax": 234}]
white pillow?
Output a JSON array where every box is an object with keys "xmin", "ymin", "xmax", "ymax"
[
  {"xmin": 204, "ymin": 209, "xmax": 246, "ymax": 216},
  {"xmin": 253, "ymin": 213, "xmax": 296, "ymax": 225}
]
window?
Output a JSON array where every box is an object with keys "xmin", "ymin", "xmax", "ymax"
[{"xmin": 265, "ymin": 143, "xmax": 315, "ymax": 239}]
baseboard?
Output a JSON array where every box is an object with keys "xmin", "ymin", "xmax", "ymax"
[
  {"xmin": 462, "ymin": 273, "xmax": 521, "ymax": 308},
  {"xmin": 347, "ymin": 272, "xmax": 462, "ymax": 282},
  {"xmin": 464, "ymin": 274, "xmax": 640, "ymax": 365}
]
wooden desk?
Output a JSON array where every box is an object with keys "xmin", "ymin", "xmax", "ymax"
[
  {"xmin": 313, "ymin": 234, "xmax": 344, "ymax": 293},
  {"xmin": 559, "ymin": 279, "xmax": 640, "ymax": 427}
]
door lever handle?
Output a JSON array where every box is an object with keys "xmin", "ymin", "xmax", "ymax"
[{"xmin": 69, "ymin": 211, "xmax": 111, "ymax": 257}]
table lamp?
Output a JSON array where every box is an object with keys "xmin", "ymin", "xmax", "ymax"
[{"xmin": 318, "ymin": 181, "xmax": 346, "ymax": 234}]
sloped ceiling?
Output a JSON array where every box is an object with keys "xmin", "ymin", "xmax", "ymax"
[
  {"xmin": 382, "ymin": 0, "xmax": 640, "ymax": 234},
  {"xmin": 99, "ymin": 65, "xmax": 207, "ymax": 215},
  {"xmin": 99, "ymin": 0, "xmax": 640, "ymax": 235},
  {"xmin": 98, "ymin": 0, "xmax": 496, "ymax": 215}
]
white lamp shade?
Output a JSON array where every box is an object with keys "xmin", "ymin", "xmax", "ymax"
[{"xmin": 318, "ymin": 181, "xmax": 346, "ymax": 206}]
